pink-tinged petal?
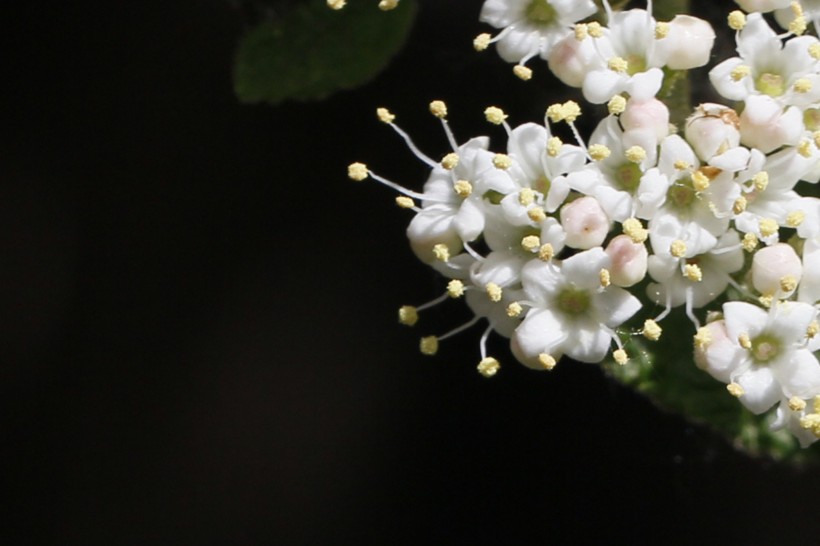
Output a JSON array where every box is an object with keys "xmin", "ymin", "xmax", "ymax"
[
  {"xmin": 723, "ymin": 301, "xmax": 769, "ymax": 340},
  {"xmin": 736, "ymin": 366, "xmax": 780, "ymax": 414},
  {"xmin": 695, "ymin": 320, "xmax": 744, "ymax": 383},
  {"xmin": 774, "ymin": 350, "xmax": 820, "ymax": 399},
  {"xmin": 594, "ymin": 287, "xmax": 642, "ymax": 327}
]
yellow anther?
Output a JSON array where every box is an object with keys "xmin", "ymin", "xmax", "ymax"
[
  {"xmin": 811, "ymin": 43, "xmax": 820, "ymax": 60},
  {"xmin": 674, "ymin": 159, "xmax": 690, "ymax": 170},
  {"xmin": 527, "ymin": 206, "xmax": 547, "ymax": 222},
  {"xmin": 561, "ymin": 101, "xmax": 581, "ymax": 122},
  {"xmin": 608, "ymin": 56, "xmax": 628, "ymax": 73},
  {"xmin": 759, "ymin": 295, "xmax": 774, "ymax": 308},
  {"xmin": 684, "ymin": 263, "xmax": 703, "ymax": 282},
  {"xmin": 794, "ymin": 78, "xmax": 813, "ymax": 93},
  {"xmin": 814, "ymin": 395, "xmax": 820, "ymax": 413},
  {"xmin": 477, "ymin": 357, "xmax": 501, "ymax": 378},
  {"xmin": 378, "ymin": 0, "xmax": 399, "ymax": 10},
  {"xmin": 790, "ymin": 16, "xmax": 807, "ymax": 36},
  {"xmin": 733, "ymin": 196, "xmax": 747, "ymax": 215},
  {"xmin": 398, "ymin": 305, "xmax": 418, "ymax": 326},
  {"xmin": 513, "ymin": 65, "xmax": 533, "ymax": 81},
  {"xmin": 473, "ymin": 33, "xmax": 491, "ymax": 51},
  {"xmin": 519, "ymin": 188, "xmax": 535, "ymax": 206},
  {"xmin": 395, "ymin": 196, "xmax": 415, "ymax": 209},
  {"xmin": 808, "ymin": 320, "xmax": 819, "ymax": 338},
  {"xmin": 692, "ymin": 170, "xmax": 710, "ymax": 192},
  {"xmin": 429, "ymin": 100, "xmax": 448, "ymax": 119},
  {"xmin": 420, "ymin": 336, "xmax": 438, "ymax": 355},
  {"xmin": 599, "ymin": 268, "xmax": 611, "ymax": 288},
  {"xmin": 789, "ymin": 396, "xmax": 807, "ymax": 412},
  {"xmin": 738, "ymin": 332, "xmax": 752, "ymax": 349},
  {"xmin": 792, "ymin": 0, "xmax": 804, "ymax": 16},
  {"xmin": 730, "ymin": 65, "xmax": 750, "ymax": 82},
  {"xmin": 588, "ymin": 144, "xmax": 611, "ymax": 161},
  {"xmin": 742, "ymin": 232, "xmax": 759, "ymax": 252},
  {"xmin": 441, "ymin": 152, "xmax": 459, "ymax": 170},
  {"xmin": 786, "ymin": 210, "xmax": 805, "ymax": 227},
  {"xmin": 814, "ymin": 130, "xmax": 820, "ymax": 148},
  {"xmin": 348, "ymin": 162, "xmax": 368, "ymax": 181},
  {"xmin": 484, "ymin": 106, "xmax": 508, "ymax": 125},
  {"xmin": 327, "ymin": 0, "xmax": 346, "ymax": 10},
  {"xmin": 752, "ymin": 171, "xmax": 769, "ymax": 191},
  {"xmin": 574, "ymin": 23, "xmax": 588, "ymax": 40},
  {"xmin": 643, "ymin": 319, "xmax": 662, "ymax": 341},
  {"xmin": 454, "ymin": 179, "xmax": 473, "ymax": 197},
  {"xmin": 432, "ymin": 243, "xmax": 450, "ymax": 262},
  {"xmin": 506, "ymin": 301, "xmax": 523, "ymax": 318},
  {"xmin": 622, "ymin": 218, "xmax": 648, "ymax": 244},
  {"xmin": 727, "ymin": 382, "xmax": 745, "ymax": 397},
  {"xmin": 608, "ymin": 95, "xmax": 627, "ymax": 115},
  {"xmin": 447, "ymin": 279, "xmax": 465, "ymax": 298},
  {"xmin": 654, "ymin": 21, "xmax": 670, "ymax": 39},
  {"xmin": 799, "ymin": 414, "xmax": 820, "ymax": 435},
  {"xmin": 613, "ymin": 349, "xmax": 629, "ymax": 365},
  {"xmin": 538, "ymin": 353, "xmax": 557, "ymax": 371},
  {"xmin": 486, "ymin": 282, "xmax": 503, "ymax": 302},
  {"xmin": 780, "ymin": 275, "xmax": 798, "ymax": 293},
  {"xmin": 759, "ymin": 218, "xmax": 779, "ymax": 238},
  {"xmin": 545, "ymin": 104, "xmax": 563, "ymax": 123},
  {"xmin": 587, "ymin": 21, "xmax": 603, "ymax": 38},
  {"xmin": 728, "ymin": 10, "xmax": 746, "ymax": 31},
  {"xmin": 376, "ymin": 107, "xmax": 395, "ymax": 123},
  {"xmin": 694, "ymin": 326, "xmax": 712, "ymax": 349},
  {"xmin": 493, "ymin": 153, "xmax": 512, "ymax": 169},
  {"xmin": 547, "ymin": 136, "xmax": 563, "ymax": 157},
  {"xmin": 625, "ymin": 146, "xmax": 646, "ymax": 163},
  {"xmin": 670, "ymin": 240, "xmax": 687, "ymax": 258},
  {"xmin": 521, "ymin": 235, "xmax": 541, "ymax": 252},
  {"xmin": 538, "ymin": 243, "xmax": 555, "ymax": 261},
  {"xmin": 799, "ymin": 139, "xmax": 813, "ymax": 158}
]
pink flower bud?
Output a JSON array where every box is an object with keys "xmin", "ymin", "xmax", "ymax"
[
  {"xmin": 655, "ymin": 15, "xmax": 715, "ymax": 70},
  {"xmin": 605, "ymin": 234, "xmax": 648, "ymax": 287},
  {"xmin": 559, "ymin": 196, "xmax": 610, "ymax": 250},
  {"xmin": 694, "ymin": 320, "xmax": 734, "ymax": 382},
  {"xmin": 547, "ymin": 34, "xmax": 600, "ymax": 88},
  {"xmin": 739, "ymin": 95, "xmax": 803, "ymax": 154},
  {"xmin": 621, "ymin": 98, "xmax": 670, "ymax": 142},
  {"xmin": 684, "ymin": 103, "xmax": 740, "ymax": 161},
  {"xmin": 752, "ymin": 242, "xmax": 803, "ymax": 297}
]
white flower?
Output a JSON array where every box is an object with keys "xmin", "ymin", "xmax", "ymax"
[{"xmin": 653, "ymin": 15, "xmax": 715, "ymax": 70}]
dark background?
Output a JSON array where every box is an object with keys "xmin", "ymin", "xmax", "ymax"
[{"xmin": 1, "ymin": 0, "xmax": 819, "ymax": 544}]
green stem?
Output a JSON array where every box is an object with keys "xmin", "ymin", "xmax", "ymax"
[{"xmin": 654, "ymin": 0, "xmax": 692, "ymax": 128}]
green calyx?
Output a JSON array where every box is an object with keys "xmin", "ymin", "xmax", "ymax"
[
  {"xmin": 525, "ymin": 0, "xmax": 558, "ymax": 25},
  {"xmin": 557, "ymin": 286, "xmax": 591, "ymax": 316}
]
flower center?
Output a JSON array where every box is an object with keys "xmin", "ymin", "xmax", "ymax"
[
  {"xmin": 625, "ymin": 54, "xmax": 647, "ymax": 76},
  {"xmin": 805, "ymin": 108, "xmax": 820, "ymax": 131},
  {"xmin": 533, "ymin": 174, "xmax": 551, "ymax": 195},
  {"xmin": 666, "ymin": 176, "xmax": 696, "ymax": 211},
  {"xmin": 755, "ymin": 72, "xmax": 785, "ymax": 97},
  {"xmin": 750, "ymin": 333, "xmax": 780, "ymax": 364},
  {"xmin": 556, "ymin": 286, "xmax": 591, "ymax": 316},
  {"xmin": 525, "ymin": 0, "xmax": 557, "ymax": 25},
  {"xmin": 614, "ymin": 162, "xmax": 642, "ymax": 194},
  {"xmin": 483, "ymin": 189, "xmax": 505, "ymax": 204}
]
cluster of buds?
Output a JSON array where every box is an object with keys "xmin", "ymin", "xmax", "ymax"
[{"xmin": 348, "ymin": 0, "xmax": 820, "ymax": 448}]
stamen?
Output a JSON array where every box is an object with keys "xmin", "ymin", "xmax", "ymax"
[
  {"xmin": 513, "ymin": 65, "xmax": 533, "ymax": 81},
  {"xmin": 587, "ymin": 21, "xmax": 603, "ymax": 38},
  {"xmin": 623, "ymin": 218, "xmax": 648, "ymax": 244},
  {"xmin": 727, "ymin": 382, "xmax": 745, "ymax": 397},
  {"xmin": 441, "ymin": 152, "xmax": 459, "ymax": 170},
  {"xmin": 547, "ymin": 137, "xmax": 563, "ymax": 157},
  {"xmin": 433, "ymin": 243, "xmax": 450, "ymax": 262},
  {"xmin": 794, "ymin": 78, "xmax": 813, "ymax": 93},
  {"xmin": 348, "ymin": 162, "xmax": 369, "ymax": 181},
  {"xmin": 447, "ymin": 280, "xmax": 465, "ymax": 298},
  {"xmin": 613, "ymin": 349, "xmax": 628, "ymax": 365},
  {"xmin": 643, "ymin": 319, "xmax": 662, "ymax": 341},
  {"xmin": 742, "ymin": 232, "xmax": 758, "ymax": 252},
  {"xmin": 599, "ymin": 268, "xmax": 611, "ymax": 288},
  {"xmin": 789, "ymin": 396, "xmax": 807, "ymax": 412},
  {"xmin": 738, "ymin": 332, "xmax": 752, "ymax": 349},
  {"xmin": 506, "ymin": 302, "xmax": 523, "ymax": 317},
  {"xmin": 608, "ymin": 56, "xmax": 629, "ymax": 73},
  {"xmin": 484, "ymin": 106, "xmax": 508, "ymax": 125},
  {"xmin": 395, "ymin": 196, "xmax": 415, "ymax": 209},
  {"xmin": 477, "ymin": 357, "xmax": 500, "ymax": 378},
  {"xmin": 692, "ymin": 171, "xmax": 710, "ymax": 192},
  {"xmin": 528, "ymin": 207, "xmax": 547, "ymax": 222},
  {"xmin": 519, "ymin": 188, "xmax": 535, "ymax": 206},
  {"xmin": 378, "ymin": 0, "xmax": 399, "ymax": 10},
  {"xmin": 454, "ymin": 179, "xmax": 473, "ymax": 197},
  {"xmin": 728, "ymin": 11, "xmax": 746, "ymax": 31},
  {"xmin": 670, "ymin": 240, "xmax": 687, "ymax": 258},
  {"xmin": 753, "ymin": 172, "xmax": 769, "ymax": 191},
  {"xmin": 429, "ymin": 100, "xmax": 448, "ymax": 119},
  {"xmin": 538, "ymin": 243, "xmax": 555, "ymax": 261},
  {"xmin": 607, "ymin": 95, "xmax": 626, "ymax": 115},
  {"xmin": 654, "ymin": 21, "xmax": 670, "ymax": 39},
  {"xmin": 493, "ymin": 153, "xmax": 512, "ymax": 169},
  {"xmin": 730, "ymin": 65, "xmax": 750, "ymax": 82},
  {"xmin": 327, "ymin": 0, "xmax": 346, "ymax": 10},
  {"xmin": 420, "ymin": 336, "xmax": 439, "ymax": 355},
  {"xmin": 694, "ymin": 326, "xmax": 712, "ymax": 349},
  {"xmin": 473, "ymin": 33, "xmax": 491, "ymax": 51},
  {"xmin": 759, "ymin": 218, "xmax": 779, "ymax": 238},
  {"xmin": 377, "ymin": 107, "xmax": 396, "ymax": 123},
  {"xmin": 398, "ymin": 305, "xmax": 418, "ymax": 326},
  {"xmin": 588, "ymin": 144, "xmax": 611, "ymax": 161},
  {"xmin": 538, "ymin": 353, "xmax": 557, "ymax": 370},
  {"xmin": 521, "ymin": 235, "xmax": 541, "ymax": 252},
  {"xmin": 486, "ymin": 283, "xmax": 503, "ymax": 302}
]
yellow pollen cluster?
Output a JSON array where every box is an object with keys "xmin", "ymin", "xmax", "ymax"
[
  {"xmin": 814, "ymin": 131, "xmax": 820, "ymax": 148},
  {"xmin": 398, "ymin": 305, "xmax": 418, "ymax": 326},
  {"xmin": 486, "ymin": 283, "xmax": 503, "ymax": 302},
  {"xmin": 608, "ymin": 56, "xmax": 629, "ymax": 73},
  {"xmin": 546, "ymin": 101, "xmax": 581, "ymax": 123},
  {"xmin": 742, "ymin": 232, "xmax": 759, "ymax": 252},
  {"xmin": 513, "ymin": 65, "xmax": 533, "ymax": 81},
  {"xmin": 780, "ymin": 275, "xmax": 798, "ymax": 293},
  {"xmin": 733, "ymin": 196, "xmax": 747, "ymax": 215},
  {"xmin": 377, "ymin": 107, "xmax": 395, "ymax": 123},
  {"xmin": 574, "ymin": 23, "xmax": 588, "ymax": 40},
  {"xmin": 506, "ymin": 302, "xmax": 523, "ymax": 317},
  {"xmin": 670, "ymin": 240, "xmax": 687, "ymax": 258},
  {"xmin": 759, "ymin": 294, "xmax": 774, "ymax": 308},
  {"xmin": 654, "ymin": 21, "xmax": 670, "ymax": 39},
  {"xmin": 599, "ymin": 268, "xmax": 611, "ymax": 288},
  {"xmin": 808, "ymin": 320, "xmax": 820, "ymax": 338},
  {"xmin": 728, "ymin": 10, "xmax": 746, "ymax": 30},
  {"xmin": 799, "ymin": 139, "xmax": 813, "ymax": 158},
  {"xmin": 378, "ymin": 0, "xmax": 399, "ymax": 10},
  {"xmin": 454, "ymin": 180, "xmax": 473, "ymax": 197},
  {"xmin": 539, "ymin": 243, "xmax": 555, "ymax": 261},
  {"xmin": 790, "ymin": 13, "xmax": 807, "ymax": 35},
  {"xmin": 493, "ymin": 153, "xmax": 512, "ymax": 169},
  {"xmin": 447, "ymin": 279, "xmax": 465, "ymax": 298},
  {"xmin": 608, "ymin": 95, "xmax": 627, "ymax": 115},
  {"xmin": 694, "ymin": 326, "xmax": 712, "ymax": 349},
  {"xmin": 613, "ymin": 349, "xmax": 629, "ymax": 365},
  {"xmin": 730, "ymin": 65, "xmax": 750, "ymax": 82},
  {"xmin": 789, "ymin": 396, "xmax": 808, "ymax": 412},
  {"xmin": 643, "ymin": 319, "xmax": 662, "ymax": 341},
  {"xmin": 433, "ymin": 243, "xmax": 450, "ymax": 262},
  {"xmin": 786, "ymin": 210, "xmax": 805, "ymax": 227},
  {"xmin": 588, "ymin": 144, "xmax": 611, "ymax": 161},
  {"xmin": 811, "ymin": 43, "xmax": 820, "ymax": 60},
  {"xmin": 429, "ymin": 100, "xmax": 447, "ymax": 119},
  {"xmin": 477, "ymin": 357, "xmax": 501, "ymax": 377},
  {"xmin": 528, "ymin": 207, "xmax": 547, "ymax": 222},
  {"xmin": 521, "ymin": 235, "xmax": 541, "ymax": 252},
  {"xmin": 623, "ymin": 218, "xmax": 648, "ymax": 244},
  {"xmin": 519, "ymin": 188, "xmax": 535, "ymax": 206},
  {"xmin": 794, "ymin": 78, "xmax": 813, "ymax": 93},
  {"xmin": 420, "ymin": 336, "xmax": 438, "ymax": 355},
  {"xmin": 692, "ymin": 171, "xmax": 710, "ymax": 192},
  {"xmin": 473, "ymin": 33, "xmax": 491, "ymax": 51},
  {"xmin": 752, "ymin": 171, "xmax": 769, "ymax": 191},
  {"xmin": 484, "ymin": 106, "xmax": 508, "ymax": 125},
  {"xmin": 625, "ymin": 146, "xmax": 646, "ymax": 163},
  {"xmin": 348, "ymin": 162, "xmax": 369, "ymax": 181},
  {"xmin": 727, "ymin": 382, "xmax": 745, "ymax": 397},
  {"xmin": 674, "ymin": 160, "xmax": 691, "ymax": 170},
  {"xmin": 587, "ymin": 22, "xmax": 603, "ymax": 38},
  {"xmin": 684, "ymin": 264, "xmax": 702, "ymax": 282},
  {"xmin": 538, "ymin": 353, "xmax": 557, "ymax": 370},
  {"xmin": 759, "ymin": 218, "xmax": 779, "ymax": 238},
  {"xmin": 396, "ymin": 196, "xmax": 415, "ymax": 209},
  {"xmin": 547, "ymin": 136, "xmax": 563, "ymax": 157},
  {"xmin": 441, "ymin": 153, "xmax": 459, "ymax": 170},
  {"xmin": 738, "ymin": 332, "xmax": 752, "ymax": 349},
  {"xmin": 327, "ymin": 0, "xmax": 346, "ymax": 10},
  {"xmin": 799, "ymin": 413, "xmax": 820, "ymax": 437}
]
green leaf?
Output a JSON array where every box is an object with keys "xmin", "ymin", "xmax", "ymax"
[{"xmin": 233, "ymin": 0, "xmax": 417, "ymax": 105}]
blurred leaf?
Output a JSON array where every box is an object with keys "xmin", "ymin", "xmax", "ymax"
[{"xmin": 234, "ymin": 0, "xmax": 417, "ymax": 104}]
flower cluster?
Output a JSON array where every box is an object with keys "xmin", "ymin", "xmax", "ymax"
[{"xmin": 348, "ymin": 0, "xmax": 820, "ymax": 448}]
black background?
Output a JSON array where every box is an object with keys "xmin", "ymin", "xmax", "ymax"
[{"xmin": 2, "ymin": 0, "xmax": 820, "ymax": 544}]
